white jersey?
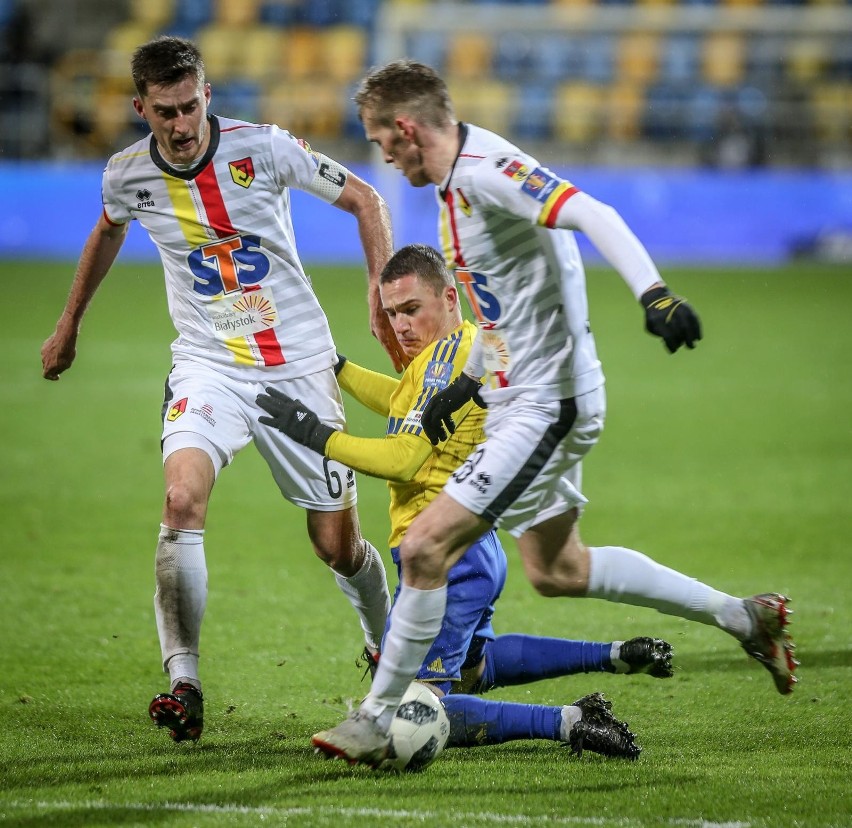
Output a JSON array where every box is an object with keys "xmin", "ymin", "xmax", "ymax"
[
  {"xmin": 102, "ymin": 115, "xmax": 348, "ymax": 382},
  {"xmin": 437, "ymin": 123, "xmax": 605, "ymax": 403}
]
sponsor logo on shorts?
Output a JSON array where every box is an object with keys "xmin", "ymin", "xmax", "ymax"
[
  {"xmin": 189, "ymin": 402, "xmax": 216, "ymax": 427},
  {"xmin": 166, "ymin": 397, "xmax": 187, "ymax": 422},
  {"xmin": 468, "ymin": 471, "xmax": 492, "ymax": 495}
]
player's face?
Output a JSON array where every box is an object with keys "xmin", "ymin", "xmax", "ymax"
[
  {"xmin": 381, "ymin": 274, "xmax": 459, "ymax": 359},
  {"xmin": 134, "ymin": 76, "xmax": 212, "ymax": 166},
  {"xmin": 362, "ymin": 111, "xmax": 434, "ymax": 188}
]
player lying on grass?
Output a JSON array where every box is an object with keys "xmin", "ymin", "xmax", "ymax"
[{"xmin": 258, "ymin": 243, "xmax": 677, "ymax": 761}]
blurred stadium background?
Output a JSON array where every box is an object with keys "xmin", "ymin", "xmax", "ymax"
[{"xmin": 0, "ymin": 0, "xmax": 850, "ymax": 264}]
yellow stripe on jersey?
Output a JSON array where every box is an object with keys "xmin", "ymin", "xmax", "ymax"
[
  {"xmin": 438, "ymin": 205, "xmax": 454, "ymax": 267},
  {"xmin": 223, "ymin": 335, "xmax": 255, "ymax": 365},
  {"xmin": 163, "ymin": 174, "xmax": 212, "ymax": 248},
  {"xmin": 537, "ymin": 182, "xmax": 579, "ymax": 229}
]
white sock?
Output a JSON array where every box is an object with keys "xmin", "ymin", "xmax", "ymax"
[
  {"xmin": 587, "ymin": 545, "xmax": 746, "ymax": 636},
  {"xmin": 559, "ymin": 705, "xmax": 582, "ymax": 740},
  {"xmin": 361, "ymin": 584, "xmax": 447, "ymax": 732},
  {"xmin": 155, "ymin": 524, "xmax": 207, "ymax": 685},
  {"xmin": 333, "ymin": 541, "xmax": 390, "ymax": 652}
]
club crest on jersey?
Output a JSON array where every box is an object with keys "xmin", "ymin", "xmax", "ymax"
[
  {"xmin": 166, "ymin": 397, "xmax": 187, "ymax": 422},
  {"xmin": 424, "ymin": 361, "xmax": 453, "ymax": 389},
  {"xmin": 521, "ymin": 168, "xmax": 559, "ymax": 202},
  {"xmin": 229, "ymin": 157, "xmax": 255, "ymax": 188},
  {"xmin": 502, "ymin": 159, "xmax": 530, "ymax": 182}
]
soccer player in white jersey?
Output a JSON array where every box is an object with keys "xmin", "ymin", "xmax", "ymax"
[
  {"xmin": 308, "ymin": 60, "xmax": 798, "ymax": 766},
  {"xmin": 258, "ymin": 244, "xmax": 682, "ymax": 760},
  {"xmin": 40, "ymin": 36, "xmax": 405, "ymax": 743}
]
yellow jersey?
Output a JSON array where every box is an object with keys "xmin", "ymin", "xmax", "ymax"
[{"xmin": 327, "ymin": 320, "xmax": 483, "ymax": 548}]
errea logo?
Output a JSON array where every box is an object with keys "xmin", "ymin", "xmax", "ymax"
[{"xmin": 136, "ymin": 188, "xmax": 155, "ymax": 208}]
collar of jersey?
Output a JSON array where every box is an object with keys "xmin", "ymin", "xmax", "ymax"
[
  {"xmin": 439, "ymin": 121, "xmax": 469, "ymax": 198},
  {"xmin": 149, "ymin": 114, "xmax": 221, "ymax": 180}
]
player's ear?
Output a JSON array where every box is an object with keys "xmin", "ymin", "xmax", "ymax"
[
  {"xmin": 132, "ymin": 97, "xmax": 146, "ymax": 119},
  {"xmin": 445, "ymin": 285, "xmax": 458, "ymax": 310},
  {"xmin": 396, "ymin": 116, "xmax": 417, "ymax": 143}
]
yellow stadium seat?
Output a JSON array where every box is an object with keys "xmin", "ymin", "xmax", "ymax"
[
  {"xmin": 195, "ymin": 24, "xmax": 244, "ymax": 82},
  {"xmin": 702, "ymin": 32, "xmax": 746, "ymax": 87},
  {"xmin": 323, "ymin": 25, "xmax": 368, "ymax": 83},
  {"xmin": 786, "ymin": 38, "xmax": 827, "ymax": 85},
  {"xmin": 616, "ymin": 32, "xmax": 660, "ymax": 85},
  {"xmin": 214, "ymin": 0, "xmax": 262, "ymax": 26},
  {"xmin": 811, "ymin": 82, "xmax": 852, "ymax": 143},
  {"xmin": 281, "ymin": 27, "xmax": 324, "ymax": 80},
  {"xmin": 607, "ymin": 82, "xmax": 644, "ymax": 141},
  {"xmin": 553, "ymin": 82, "xmax": 604, "ymax": 144},
  {"xmin": 127, "ymin": 0, "xmax": 175, "ymax": 27},
  {"xmin": 102, "ymin": 22, "xmax": 156, "ymax": 85},
  {"xmin": 446, "ymin": 79, "xmax": 513, "ymax": 136},
  {"xmin": 262, "ymin": 78, "xmax": 347, "ymax": 139},
  {"xmin": 234, "ymin": 26, "xmax": 287, "ymax": 82},
  {"xmin": 446, "ymin": 32, "xmax": 493, "ymax": 81}
]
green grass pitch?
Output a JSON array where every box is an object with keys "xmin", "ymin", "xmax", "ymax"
[{"xmin": 1, "ymin": 258, "xmax": 850, "ymax": 827}]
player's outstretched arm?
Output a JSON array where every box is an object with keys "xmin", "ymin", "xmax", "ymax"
[
  {"xmin": 256, "ymin": 386, "xmax": 431, "ymax": 481},
  {"xmin": 557, "ymin": 191, "xmax": 701, "ymax": 353},
  {"xmin": 41, "ymin": 214, "xmax": 128, "ymax": 380}
]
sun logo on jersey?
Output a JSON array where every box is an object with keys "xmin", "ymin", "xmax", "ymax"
[
  {"xmin": 232, "ymin": 291, "xmax": 276, "ymax": 327},
  {"xmin": 229, "ymin": 157, "xmax": 255, "ymax": 188}
]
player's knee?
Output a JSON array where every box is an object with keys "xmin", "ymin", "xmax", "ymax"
[
  {"xmin": 163, "ymin": 482, "xmax": 206, "ymax": 527},
  {"xmin": 398, "ymin": 532, "xmax": 445, "ymax": 585}
]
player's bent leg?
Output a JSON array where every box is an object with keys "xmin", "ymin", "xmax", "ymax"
[
  {"xmin": 307, "ymin": 507, "xmax": 390, "ymax": 654},
  {"xmin": 516, "ymin": 508, "xmax": 590, "ymax": 597},
  {"xmin": 161, "ymin": 445, "xmax": 216, "ymax": 528},
  {"xmin": 441, "ymin": 692, "xmax": 640, "ymax": 759},
  {"xmin": 399, "ymin": 492, "xmax": 491, "ymax": 589}
]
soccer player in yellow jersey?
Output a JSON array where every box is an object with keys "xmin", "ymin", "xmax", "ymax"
[{"xmin": 258, "ymin": 244, "xmax": 677, "ymax": 759}]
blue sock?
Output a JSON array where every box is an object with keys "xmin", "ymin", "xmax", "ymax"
[
  {"xmin": 442, "ymin": 694, "xmax": 562, "ymax": 746},
  {"xmin": 475, "ymin": 634, "xmax": 613, "ymax": 693}
]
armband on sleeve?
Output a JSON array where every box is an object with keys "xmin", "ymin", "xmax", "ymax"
[{"xmin": 307, "ymin": 153, "xmax": 348, "ymax": 203}]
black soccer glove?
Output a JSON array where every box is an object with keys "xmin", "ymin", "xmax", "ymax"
[
  {"xmin": 256, "ymin": 387, "xmax": 334, "ymax": 454},
  {"xmin": 641, "ymin": 285, "xmax": 702, "ymax": 354},
  {"xmin": 333, "ymin": 353, "xmax": 347, "ymax": 376},
  {"xmin": 421, "ymin": 374, "xmax": 485, "ymax": 445}
]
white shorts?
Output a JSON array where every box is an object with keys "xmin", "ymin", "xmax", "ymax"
[
  {"xmin": 161, "ymin": 360, "xmax": 357, "ymax": 511},
  {"xmin": 443, "ymin": 386, "xmax": 606, "ymax": 537}
]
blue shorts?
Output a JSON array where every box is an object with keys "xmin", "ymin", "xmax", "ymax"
[{"xmin": 386, "ymin": 530, "xmax": 508, "ymax": 686}]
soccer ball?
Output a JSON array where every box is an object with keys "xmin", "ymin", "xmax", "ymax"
[{"xmin": 381, "ymin": 682, "xmax": 450, "ymax": 773}]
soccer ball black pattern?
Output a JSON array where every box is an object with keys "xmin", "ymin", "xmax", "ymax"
[{"xmin": 381, "ymin": 682, "xmax": 450, "ymax": 773}]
